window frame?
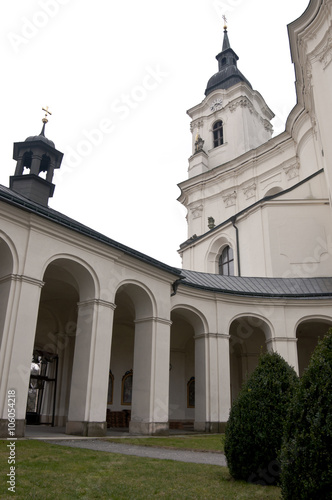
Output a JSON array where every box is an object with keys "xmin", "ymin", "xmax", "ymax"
[
  {"xmin": 218, "ymin": 245, "xmax": 234, "ymax": 276},
  {"xmin": 213, "ymin": 120, "xmax": 224, "ymax": 148}
]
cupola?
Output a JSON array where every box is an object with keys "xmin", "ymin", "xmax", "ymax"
[{"xmin": 10, "ymin": 107, "xmax": 63, "ymax": 206}]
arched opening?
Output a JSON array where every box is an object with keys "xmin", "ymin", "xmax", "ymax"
[
  {"xmin": 229, "ymin": 315, "xmax": 270, "ymax": 402},
  {"xmin": 169, "ymin": 307, "xmax": 205, "ymax": 431},
  {"xmin": 296, "ymin": 319, "xmax": 332, "ymax": 376},
  {"xmin": 108, "ymin": 283, "xmax": 154, "ymax": 432},
  {"xmin": 0, "ymin": 238, "xmax": 14, "ymax": 347},
  {"xmin": 26, "ymin": 258, "xmax": 95, "ymax": 430},
  {"xmin": 213, "ymin": 120, "xmax": 224, "ymax": 148},
  {"xmin": 264, "ymin": 186, "xmax": 283, "ymax": 197}
]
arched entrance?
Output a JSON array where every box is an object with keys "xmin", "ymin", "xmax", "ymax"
[
  {"xmin": 26, "ymin": 257, "xmax": 114, "ymax": 437},
  {"xmin": 170, "ymin": 307, "xmax": 209, "ymax": 432},
  {"xmin": 110, "ymin": 282, "xmax": 169, "ymax": 435},
  {"xmin": 229, "ymin": 315, "xmax": 271, "ymax": 402},
  {"xmin": 296, "ymin": 318, "xmax": 332, "ymax": 376}
]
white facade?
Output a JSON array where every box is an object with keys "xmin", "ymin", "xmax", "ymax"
[{"xmin": 0, "ymin": 0, "xmax": 332, "ymax": 438}]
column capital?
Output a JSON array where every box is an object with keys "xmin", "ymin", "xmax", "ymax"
[
  {"xmin": 1, "ymin": 274, "xmax": 44, "ymax": 288},
  {"xmin": 194, "ymin": 332, "xmax": 231, "ymax": 340},
  {"xmin": 77, "ymin": 298, "xmax": 116, "ymax": 310},
  {"xmin": 267, "ymin": 336, "xmax": 298, "ymax": 344},
  {"xmin": 134, "ymin": 316, "xmax": 172, "ymax": 326}
]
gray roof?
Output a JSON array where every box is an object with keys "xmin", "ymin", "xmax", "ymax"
[
  {"xmin": 178, "ymin": 269, "xmax": 332, "ymax": 298},
  {"xmin": 0, "ymin": 184, "xmax": 182, "ymax": 278}
]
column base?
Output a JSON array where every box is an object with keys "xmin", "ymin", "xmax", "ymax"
[
  {"xmin": 194, "ymin": 421, "xmax": 227, "ymax": 433},
  {"xmin": 66, "ymin": 421, "xmax": 107, "ymax": 437},
  {"xmin": 129, "ymin": 421, "xmax": 169, "ymax": 436},
  {"xmin": 0, "ymin": 419, "xmax": 25, "ymax": 438}
]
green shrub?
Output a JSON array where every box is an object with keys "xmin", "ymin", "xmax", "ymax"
[
  {"xmin": 280, "ymin": 329, "xmax": 332, "ymax": 500},
  {"xmin": 224, "ymin": 351, "xmax": 298, "ymax": 485}
]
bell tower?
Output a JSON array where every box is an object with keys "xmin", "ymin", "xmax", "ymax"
[
  {"xmin": 187, "ymin": 19, "xmax": 274, "ymax": 179},
  {"xmin": 10, "ymin": 107, "xmax": 63, "ymax": 206}
]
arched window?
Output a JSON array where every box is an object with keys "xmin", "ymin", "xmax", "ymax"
[
  {"xmin": 219, "ymin": 246, "xmax": 234, "ymax": 276},
  {"xmin": 121, "ymin": 370, "xmax": 133, "ymax": 405},
  {"xmin": 213, "ymin": 120, "xmax": 223, "ymax": 148}
]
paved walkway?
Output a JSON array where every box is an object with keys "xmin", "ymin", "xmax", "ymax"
[{"xmin": 47, "ymin": 439, "xmax": 227, "ymax": 466}]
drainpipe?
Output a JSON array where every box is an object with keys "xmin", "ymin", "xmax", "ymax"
[{"xmin": 231, "ymin": 216, "xmax": 241, "ymax": 277}]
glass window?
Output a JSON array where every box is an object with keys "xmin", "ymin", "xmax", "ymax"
[
  {"xmin": 213, "ymin": 120, "xmax": 223, "ymax": 148},
  {"xmin": 219, "ymin": 246, "xmax": 234, "ymax": 276}
]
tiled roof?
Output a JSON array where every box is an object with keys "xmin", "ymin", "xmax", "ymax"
[{"xmin": 178, "ymin": 269, "xmax": 332, "ymax": 298}]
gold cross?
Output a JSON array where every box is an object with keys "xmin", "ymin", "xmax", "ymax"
[
  {"xmin": 42, "ymin": 106, "xmax": 52, "ymax": 116},
  {"xmin": 222, "ymin": 15, "xmax": 228, "ymax": 29},
  {"xmin": 42, "ymin": 106, "xmax": 52, "ymax": 123}
]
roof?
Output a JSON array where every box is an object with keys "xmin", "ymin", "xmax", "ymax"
[
  {"xmin": 0, "ymin": 184, "xmax": 182, "ymax": 279},
  {"xmin": 205, "ymin": 29, "xmax": 252, "ymax": 96},
  {"xmin": 177, "ymin": 269, "xmax": 332, "ymax": 298},
  {"xmin": 1, "ymin": 183, "xmax": 331, "ymax": 300}
]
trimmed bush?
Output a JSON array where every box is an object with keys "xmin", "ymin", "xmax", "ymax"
[
  {"xmin": 280, "ymin": 329, "xmax": 332, "ymax": 500},
  {"xmin": 224, "ymin": 351, "xmax": 298, "ymax": 485}
]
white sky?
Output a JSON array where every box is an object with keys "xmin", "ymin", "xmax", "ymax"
[{"xmin": 1, "ymin": 0, "xmax": 309, "ymax": 268}]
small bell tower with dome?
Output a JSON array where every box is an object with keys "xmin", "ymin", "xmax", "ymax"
[{"xmin": 10, "ymin": 107, "xmax": 63, "ymax": 206}]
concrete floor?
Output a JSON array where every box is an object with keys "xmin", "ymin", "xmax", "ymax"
[{"xmin": 24, "ymin": 425, "xmax": 197, "ymax": 440}]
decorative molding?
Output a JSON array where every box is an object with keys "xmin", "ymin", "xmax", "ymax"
[
  {"xmin": 229, "ymin": 97, "xmax": 254, "ymax": 114},
  {"xmin": 222, "ymin": 191, "xmax": 237, "ymax": 208},
  {"xmin": 283, "ymin": 161, "xmax": 300, "ymax": 181},
  {"xmin": 5, "ymin": 274, "xmax": 45, "ymax": 288},
  {"xmin": 134, "ymin": 317, "xmax": 173, "ymax": 326},
  {"xmin": 77, "ymin": 298, "xmax": 116, "ymax": 310},
  {"xmin": 317, "ymin": 29, "xmax": 332, "ymax": 69},
  {"xmin": 190, "ymin": 204, "xmax": 203, "ymax": 219},
  {"xmin": 190, "ymin": 119, "xmax": 204, "ymax": 132},
  {"xmin": 242, "ymin": 183, "xmax": 256, "ymax": 200}
]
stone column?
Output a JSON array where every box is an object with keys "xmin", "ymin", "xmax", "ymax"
[
  {"xmin": 66, "ymin": 299, "xmax": 115, "ymax": 437},
  {"xmin": 267, "ymin": 336, "xmax": 299, "ymax": 375},
  {"xmin": 129, "ymin": 317, "xmax": 171, "ymax": 435},
  {"xmin": 0, "ymin": 275, "xmax": 43, "ymax": 438},
  {"xmin": 194, "ymin": 333, "xmax": 231, "ymax": 433}
]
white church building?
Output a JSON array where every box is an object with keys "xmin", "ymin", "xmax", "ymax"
[{"xmin": 1, "ymin": 0, "xmax": 332, "ymax": 438}]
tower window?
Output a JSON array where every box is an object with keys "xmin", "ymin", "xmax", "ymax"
[
  {"xmin": 213, "ymin": 120, "xmax": 223, "ymax": 148},
  {"xmin": 219, "ymin": 246, "xmax": 234, "ymax": 276},
  {"xmin": 221, "ymin": 57, "xmax": 227, "ymax": 66}
]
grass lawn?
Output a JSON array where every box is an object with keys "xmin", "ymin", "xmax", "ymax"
[
  {"xmin": 0, "ymin": 439, "xmax": 281, "ymax": 499},
  {"xmin": 106, "ymin": 434, "xmax": 225, "ymax": 453}
]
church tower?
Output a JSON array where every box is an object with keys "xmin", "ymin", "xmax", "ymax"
[
  {"xmin": 178, "ymin": 21, "xmax": 276, "ymax": 273},
  {"xmin": 187, "ymin": 21, "xmax": 274, "ymax": 179},
  {"xmin": 10, "ymin": 108, "xmax": 63, "ymax": 207}
]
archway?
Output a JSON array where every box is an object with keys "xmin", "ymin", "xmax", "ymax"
[
  {"xmin": 296, "ymin": 318, "xmax": 332, "ymax": 376},
  {"xmin": 109, "ymin": 282, "xmax": 169, "ymax": 435},
  {"xmin": 169, "ymin": 307, "xmax": 206, "ymax": 431},
  {"xmin": 27, "ymin": 258, "xmax": 96, "ymax": 431},
  {"xmin": 0, "ymin": 237, "xmax": 14, "ymax": 346},
  {"xmin": 229, "ymin": 315, "xmax": 271, "ymax": 402}
]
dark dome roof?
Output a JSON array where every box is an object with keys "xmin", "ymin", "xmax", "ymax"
[
  {"xmin": 205, "ymin": 65, "xmax": 252, "ymax": 95},
  {"xmin": 25, "ymin": 134, "xmax": 55, "ymax": 149},
  {"xmin": 204, "ymin": 29, "xmax": 252, "ymax": 96}
]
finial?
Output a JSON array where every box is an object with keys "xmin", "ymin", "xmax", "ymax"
[
  {"xmin": 222, "ymin": 15, "xmax": 228, "ymax": 31},
  {"xmin": 42, "ymin": 106, "xmax": 52, "ymax": 124}
]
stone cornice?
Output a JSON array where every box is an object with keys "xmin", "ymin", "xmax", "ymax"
[{"xmin": 0, "ymin": 274, "xmax": 44, "ymax": 288}]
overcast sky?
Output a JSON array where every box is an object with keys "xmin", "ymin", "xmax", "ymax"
[{"xmin": 1, "ymin": 0, "xmax": 309, "ymax": 267}]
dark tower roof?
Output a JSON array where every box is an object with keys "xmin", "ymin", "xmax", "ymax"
[
  {"xmin": 25, "ymin": 121, "xmax": 56, "ymax": 149},
  {"xmin": 205, "ymin": 28, "xmax": 252, "ymax": 96}
]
